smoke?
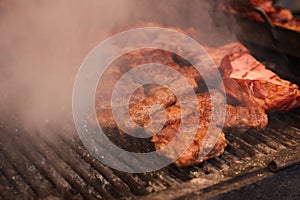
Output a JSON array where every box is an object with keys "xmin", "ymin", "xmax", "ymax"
[
  {"xmin": 0, "ymin": 0, "xmax": 236, "ymax": 133},
  {"xmin": 0, "ymin": 0, "xmax": 131, "ymax": 131}
]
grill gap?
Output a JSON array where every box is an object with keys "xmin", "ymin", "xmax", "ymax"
[
  {"xmin": 29, "ymin": 132, "xmax": 102, "ymax": 200},
  {"xmin": 0, "ymin": 170, "xmax": 23, "ymax": 200},
  {"xmin": 58, "ymin": 134, "xmax": 135, "ymax": 198},
  {"xmin": 0, "ymin": 132, "xmax": 56, "ymax": 198},
  {"xmin": 0, "ymin": 150, "xmax": 36, "ymax": 198}
]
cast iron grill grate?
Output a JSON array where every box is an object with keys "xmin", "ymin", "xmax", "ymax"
[{"xmin": 0, "ymin": 108, "xmax": 299, "ymax": 199}]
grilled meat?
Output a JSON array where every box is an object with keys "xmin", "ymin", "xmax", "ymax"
[
  {"xmin": 96, "ymin": 85, "xmax": 145, "ymax": 128},
  {"xmin": 145, "ymin": 90, "xmax": 268, "ymax": 134},
  {"xmin": 172, "ymin": 43, "xmax": 248, "ymax": 87},
  {"xmin": 151, "ymin": 115, "xmax": 227, "ymax": 168},
  {"xmin": 96, "ymin": 108, "xmax": 116, "ymax": 128},
  {"xmin": 95, "ymin": 48, "xmax": 198, "ymax": 129},
  {"xmin": 145, "ymin": 90, "xmax": 223, "ymax": 134},
  {"xmin": 129, "ymin": 87, "xmax": 176, "ymax": 127},
  {"xmin": 93, "ymin": 23, "xmax": 300, "ymax": 168},
  {"xmin": 220, "ymin": 52, "xmax": 300, "ymax": 111},
  {"xmin": 95, "ymin": 64, "xmax": 145, "ymax": 128},
  {"xmin": 223, "ymin": 0, "xmax": 300, "ymax": 32},
  {"xmin": 224, "ymin": 104, "xmax": 268, "ymax": 131},
  {"xmin": 128, "ymin": 61, "xmax": 199, "ymax": 92},
  {"xmin": 250, "ymin": 0, "xmax": 293, "ymax": 22},
  {"xmin": 205, "ymin": 43, "xmax": 249, "ymax": 67},
  {"xmin": 148, "ymin": 89, "xmax": 266, "ymax": 167},
  {"xmin": 117, "ymin": 49, "xmax": 174, "ymax": 73}
]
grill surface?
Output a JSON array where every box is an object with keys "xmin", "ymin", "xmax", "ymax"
[{"xmin": 0, "ymin": 108, "xmax": 300, "ymax": 199}]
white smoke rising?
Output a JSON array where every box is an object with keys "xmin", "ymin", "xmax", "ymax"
[
  {"xmin": 0, "ymin": 0, "xmax": 235, "ymax": 133},
  {"xmin": 0, "ymin": 0, "xmax": 131, "ymax": 131}
]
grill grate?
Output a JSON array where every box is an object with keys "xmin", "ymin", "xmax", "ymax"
[{"xmin": 0, "ymin": 108, "xmax": 300, "ymax": 199}]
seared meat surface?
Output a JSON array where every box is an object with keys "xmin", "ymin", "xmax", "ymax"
[
  {"xmin": 151, "ymin": 115, "xmax": 227, "ymax": 168},
  {"xmin": 205, "ymin": 43, "xmax": 249, "ymax": 67},
  {"xmin": 117, "ymin": 49, "xmax": 174, "ymax": 74},
  {"xmin": 220, "ymin": 52, "xmax": 300, "ymax": 111},
  {"xmin": 145, "ymin": 90, "xmax": 267, "ymax": 135},
  {"xmin": 224, "ymin": 105, "xmax": 268, "ymax": 131},
  {"xmin": 96, "ymin": 49, "xmax": 198, "ymax": 129},
  {"xmin": 94, "ymin": 24, "xmax": 300, "ymax": 167},
  {"xmin": 129, "ymin": 87, "xmax": 176, "ymax": 127},
  {"xmin": 96, "ymin": 68, "xmax": 145, "ymax": 128},
  {"xmin": 144, "ymin": 90, "xmax": 267, "ymax": 167}
]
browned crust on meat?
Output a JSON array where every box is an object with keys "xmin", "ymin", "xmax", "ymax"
[
  {"xmin": 220, "ymin": 53, "xmax": 300, "ymax": 111},
  {"xmin": 152, "ymin": 118, "xmax": 227, "ymax": 168}
]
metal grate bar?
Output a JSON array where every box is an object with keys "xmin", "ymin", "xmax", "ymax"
[
  {"xmin": 29, "ymin": 133, "xmax": 101, "ymax": 200},
  {"xmin": 0, "ymin": 132, "xmax": 56, "ymax": 198},
  {"xmin": 0, "ymin": 170, "xmax": 22, "ymax": 200},
  {"xmin": 39, "ymin": 132, "xmax": 115, "ymax": 199},
  {"xmin": 110, "ymin": 171, "xmax": 150, "ymax": 195},
  {"xmin": 137, "ymin": 173, "xmax": 168, "ymax": 192},
  {"xmin": 58, "ymin": 134, "xmax": 136, "ymax": 198},
  {"xmin": 267, "ymin": 116, "xmax": 300, "ymax": 142},
  {"xmin": 235, "ymin": 132, "xmax": 276, "ymax": 155},
  {"xmin": 227, "ymin": 133, "xmax": 265, "ymax": 158},
  {"xmin": 224, "ymin": 143, "xmax": 250, "ymax": 160},
  {"xmin": 206, "ymin": 158, "xmax": 229, "ymax": 170},
  {"xmin": 0, "ymin": 150, "xmax": 35, "ymax": 198},
  {"xmin": 250, "ymin": 131, "xmax": 285, "ymax": 150},
  {"xmin": 152, "ymin": 169, "xmax": 180, "ymax": 187},
  {"xmin": 166, "ymin": 166, "xmax": 194, "ymax": 182},
  {"xmin": 263, "ymin": 128, "xmax": 295, "ymax": 147},
  {"xmin": 201, "ymin": 161, "xmax": 221, "ymax": 174},
  {"xmin": 10, "ymin": 132, "xmax": 81, "ymax": 199},
  {"xmin": 0, "ymin": 108, "xmax": 299, "ymax": 199},
  {"xmin": 219, "ymin": 150, "xmax": 242, "ymax": 166}
]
